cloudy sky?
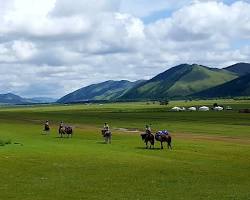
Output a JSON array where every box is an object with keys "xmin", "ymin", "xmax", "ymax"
[{"xmin": 0, "ymin": 0, "xmax": 250, "ymax": 98}]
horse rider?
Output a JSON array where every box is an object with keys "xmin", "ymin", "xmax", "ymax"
[
  {"xmin": 59, "ymin": 121, "xmax": 64, "ymax": 133},
  {"xmin": 44, "ymin": 120, "xmax": 50, "ymax": 131},
  {"xmin": 103, "ymin": 122, "xmax": 110, "ymax": 133},
  {"xmin": 145, "ymin": 124, "xmax": 152, "ymax": 135}
]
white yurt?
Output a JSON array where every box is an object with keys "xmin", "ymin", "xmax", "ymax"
[
  {"xmin": 171, "ymin": 106, "xmax": 182, "ymax": 112},
  {"xmin": 188, "ymin": 107, "xmax": 197, "ymax": 111},
  {"xmin": 199, "ymin": 106, "xmax": 209, "ymax": 111},
  {"xmin": 214, "ymin": 106, "xmax": 223, "ymax": 111}
]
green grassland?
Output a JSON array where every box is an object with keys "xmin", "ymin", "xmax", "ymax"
[{"xmin": 0, "ymin": 100, "xmax": 250, "ymax": 199}]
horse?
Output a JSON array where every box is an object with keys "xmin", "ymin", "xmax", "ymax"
[
  {"xmin": 44, "ymin": 124, "xmax": 50, "ymax": 132},
  {"xmin": 155, "ymin": 133, "xmax": 172, "ymax": 149},
  {"xmin": 59, "ymin": 126, "xmax": 73, "ymax": 138},
  {"xmin": 101, "ymin": 130, "xmax": 112, "ymax": 144},
  {"xmin": 141, "ymin": 133, "xmax": 155, "ymax": 149}
]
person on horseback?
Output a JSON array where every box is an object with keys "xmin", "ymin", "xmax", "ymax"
[
  {"xmin": 59, "ymin": 121, "xmax": 64, "ymax": 133},
  {"xmin": 102, "ymin": 123, "xmax": 111, "ymax": 144},
  {"xmin": 103, "ymin": 122, "xmax": 110, "ymax": 132},
  {"xmin": 145, "ymin": 124, "xmax": 152, "ymax": 135},
  {"xmin": 44, "ymin": 120, "xmax": 50, "ymax": 132}
]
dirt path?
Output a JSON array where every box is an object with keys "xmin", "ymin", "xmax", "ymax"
[{"xmin": 113, "ymin": 127, "xmax": 250, "ymax": 145}]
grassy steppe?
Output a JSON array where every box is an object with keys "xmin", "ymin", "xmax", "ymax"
[{"xmin": 0, "ymin": 100, "xmax": 250, "ymax": 200}]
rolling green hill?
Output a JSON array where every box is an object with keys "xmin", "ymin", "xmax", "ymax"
[
  {"xmin": 224, "ymin": 62, "xmax": 250, "ymax": 76},
  {"xmin": 120, "ymin": 64, "xmax": 237, "ymax": 100},
  {"xmin": 192, "ymin": 73, "xmax": 250, "ymax": 98},
  {"xmin": 57, "ymin": 80, "xmax": 144, "ymax": 103}
]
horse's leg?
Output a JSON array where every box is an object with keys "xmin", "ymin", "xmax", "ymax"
[
  {"xmin": 145, "ymin": 141, "xmax": 148, "ymax": 149},
  {"xmin": 168, "ymin": 137, "xmax": 172, "ymax": 149},
  {"xmin": 161, "ymin": 141, "xmax": 163, "ymax": 149},
  {"xmin": 168, "ymin": 141, "xmax": 172, "ymax": 150}
]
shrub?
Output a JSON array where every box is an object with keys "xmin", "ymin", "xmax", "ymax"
[{"xmin": 0, "ymin": 139, "xmax": 12, "ymax": 146}]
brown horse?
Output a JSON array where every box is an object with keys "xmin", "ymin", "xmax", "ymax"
[
  {"xmin": 101, "ymin": 130, "xmax": 112, "ymax": 144},
  {"xmin": 59, "ymin": 126, "xmax": 73, "ymax": 138},
  {"xmin": 141, "ymin": 133, "xmax": 155, "ymax": 149},
  {"xmin": 155, "ymin": 133, "xmax": 172, "ymax": 149}
]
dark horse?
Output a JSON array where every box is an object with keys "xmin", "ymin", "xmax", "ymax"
[
  {"xmin": 141, "ymin": 133, "xmax": 155, "ymax": 149},
  {"xmin": 59, "ymin": 126, "xmax": 73, "ymax": 138},
  {"xmin": 155, "ymin": 133, "xmax": 172, "ymax": 149},
  {"xmin": 101, "ymin": 130, "xmax": 112, "ymax": 144},
  {"xmin": 44, "ymin": 124, "xmax": 50, "ymax": 132}
]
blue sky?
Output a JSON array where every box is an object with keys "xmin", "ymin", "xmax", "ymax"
[{"xmin": 0, "ymin": 0, "xmax": 250, "ymax": 98}]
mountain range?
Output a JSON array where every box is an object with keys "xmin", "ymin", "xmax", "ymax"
[
  {"xmin": 1, "ymin": 62, "xmax": 250, "ymax": 104},
  {"xmin": 0, "ymin": 93, "xmax": 56, "ymax": 105},
  {"xmin": 119, "ymin": 64, "xmax": 237, "ymax": 100},
  {"xmin": 224, "ymin": 63, "xmax": 250, "ymax": 76},
  {"xmin": 57, "ymin": 80, "xmax": 144, "ymax": 103},
  {"xmin": 192, "ymin": 73, "xmax": 250, "ymax": 98},
  {"xmin": 59, "ymin": 63, "xmax": 249, "ymax": 103}
]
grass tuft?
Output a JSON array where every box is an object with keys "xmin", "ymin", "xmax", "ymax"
[{"xmin": 0, "ymin": 139, "xmax": 12, "ymax": 146}]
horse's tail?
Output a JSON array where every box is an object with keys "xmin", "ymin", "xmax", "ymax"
[{"xmin": 168, "ymin": 135, "xmax": 172, "ymax": 146}]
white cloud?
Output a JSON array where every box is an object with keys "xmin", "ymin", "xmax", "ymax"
[{"xmin": 0, "ymin": 0, "xmax": 250, "ymax": 98}]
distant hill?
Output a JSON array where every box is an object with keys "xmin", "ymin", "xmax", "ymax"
[
  {"xmin": 224, "ymin": 63, "xmax": 250, "ymax": 76},
  {"xmin": 0, "ymin": 93, "xmax": 56, "ymax": 105},
  {"xmin": 0, "ymin": 93, "xmax": 29, "ymax": 104},
  {"xmin": 57, "ymin": 80, "xmax": 144, "ymax": 103},
  {"xmin": 119, "ymin": 64, "xmax": 237, "ymax": 100},
  {"xmin": 192, "ymin": 73, "xmax": 250, "ymax": 98},
  {"xmin": 27, "ymin": 97, "xmax": 56, "ymax": 103}
]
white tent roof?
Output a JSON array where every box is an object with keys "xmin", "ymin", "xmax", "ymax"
[
  {"xmin": 199, "ymin": 106, "xmax": 209, "ymax": 111},
  {"xmin": 214, "ymin": 106, "xmax": 223, "ymax": 111},
  {"xmin": 171, "ymin": 106, "xmax": 181, "ymax": 111},
  {"xmin": 188, "ymin": 107, "xmax": 197, "ymax": 111}
]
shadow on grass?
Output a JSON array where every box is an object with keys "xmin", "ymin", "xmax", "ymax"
[
  {"xmin": 135, "ymin": 146, "xmax": 162, "ymax": 150},
  {"xmin": 96, "ymin": 141, "xmax": 111, "ymax": 144},
  {"xmin": 54, "ymin": 136, "xmax": 72, "ymax": 139}
]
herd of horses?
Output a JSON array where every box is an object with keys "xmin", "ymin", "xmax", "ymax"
[{"xmin": 44, "ymin": 124, "xmax": 172, "ymax": 150}]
